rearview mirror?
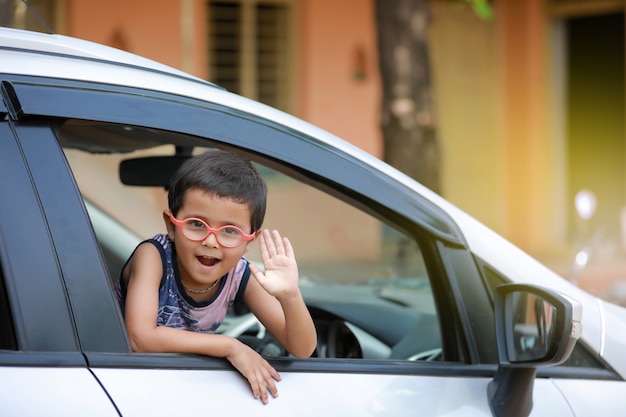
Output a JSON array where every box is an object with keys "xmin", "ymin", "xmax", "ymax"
[{"xmin": 119, "ymin": 155, "xmax": 191, "ymax": 187}]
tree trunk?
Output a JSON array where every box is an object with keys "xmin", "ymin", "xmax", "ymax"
[{"xmin": 375, "ymin": 0, "xmax": 440, "ymax": 194}]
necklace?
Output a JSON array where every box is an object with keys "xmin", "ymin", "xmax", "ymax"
[{"xmin": 182, "ymin": 278, "xmax": 221, "ymax": 294}]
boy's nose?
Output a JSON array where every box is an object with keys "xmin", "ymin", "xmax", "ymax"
[{"xmin": 202, "ymin": 231, "xmax": 220, "ymax": 248}]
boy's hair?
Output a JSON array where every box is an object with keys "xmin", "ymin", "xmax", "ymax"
[{"xmin": 168, "ymin": 150, "xmax": 267, "ymax": 232}]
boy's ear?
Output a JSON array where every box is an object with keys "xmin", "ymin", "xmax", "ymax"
[
  {"xmin": 243, "ymin": 230, "xmax": 262, "ymax": 254},
  {"xmin": 163, "ymin": 210, "xmax": 176, "ymax": 241}
]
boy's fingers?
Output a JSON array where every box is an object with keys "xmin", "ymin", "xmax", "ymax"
[
  {"xmin": 263, "ymin": 229, "xmax": 276, "ymax": 254},
  {"xmin": 258, "ymin": 232, "xmax": 270, "ymax": 259},
  {"xmin": 260, "ymin": 385, "xmax": 269, "ymax": 404},
  {"xmin": 247, "ymin": 358, "xmax": 281, "ymax": 404},
  {"xmin": 282, "ymin": 236, "xmax": 294, "ymax": 258},
  {"xmin": 259, "ymin": 377, "xmax": 278, "ymax": 404},
  {"xmin": 249, "ymin": 374, "xmax": 267, "ymax": 404},
  {"xmin": 274, "ymin": 234, "xmax": 287, "ymax": 255}
]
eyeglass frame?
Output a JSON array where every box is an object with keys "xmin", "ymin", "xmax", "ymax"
[{"xmin": 168, "ymin": 213, "xmax": 256, "ymax": 248}]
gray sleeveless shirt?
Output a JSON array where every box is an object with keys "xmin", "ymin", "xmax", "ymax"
[{"xmin": 116, "ymin": 233, "xmax": 250, "ymax": 333}]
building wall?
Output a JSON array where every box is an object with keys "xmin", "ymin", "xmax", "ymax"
[
  {"xmin": 66, "ymin": 0, "xmax": 182, "ymax": 69},
  {"xmin": 497, "ymin": 0, "xmax": 557, "ymax": 256},
  {"xmin": 428, "ymin": 2, "xmax": 503, "ymax": 238},
  {"xmin": 296, "ymin": 0, "xmax": 381, "ymax": 157}
]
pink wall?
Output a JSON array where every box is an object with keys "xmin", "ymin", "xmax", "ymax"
[
  {"xmin": 297, "ymin": 0, "xmax": 382, "ymax": 157},
  {"xmin": 65, "ymin": 0, "xmax": 184, "ymax": 70}
]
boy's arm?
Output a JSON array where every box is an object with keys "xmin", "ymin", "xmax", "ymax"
[
  {"xmin": 244, "ymin": 278, "xmax": 317, "ymax": 358},
  {"xmin": 247, "ymin": 230, "xmax": 317, "ymax": 358},
  {"xmin": 123, "ymin": 243, "xmax": 281, "ymax": 404}
]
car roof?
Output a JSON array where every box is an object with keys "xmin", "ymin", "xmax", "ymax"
[
  {"xmin": 0, "ymin": 26, "xmax": 209, "ymax": 84},
  {"xmin": 1, "ymin": 27, "xmax": 622, "ymax": 369}
]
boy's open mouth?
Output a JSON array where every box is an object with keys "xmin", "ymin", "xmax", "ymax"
[{"xmin": 198, "ymin": 256, "xmax": 219, "ymax": 267}]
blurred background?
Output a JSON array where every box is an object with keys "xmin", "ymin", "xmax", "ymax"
[{"xmin": 2, "ymin": 0, "xmax": 626, "ymax": 303}]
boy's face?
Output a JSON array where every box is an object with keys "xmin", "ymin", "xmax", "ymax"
[{"xmin": 164, "ymin": 189, "xmax": 257, "ymax": 293}]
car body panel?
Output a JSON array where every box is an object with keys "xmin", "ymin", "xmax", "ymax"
[
  {"xmin": 92, "ymin": 367, "xmax": 573, "ymax": 417},
  {"xmin": 553, "ymin": 378, "xmax": 626, "ymax": 415},
  {"xmin": 0, "ymin": 367, "xmax": 118, "ymax": 416}
]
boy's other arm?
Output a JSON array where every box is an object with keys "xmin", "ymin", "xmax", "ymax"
[
  {"xmin": 247, "ymin": 230, "xmax": 317, "ymax": 358},
  {"xmin": 244, "ymin": 277, "xmax": 317, "ymax": 358}
]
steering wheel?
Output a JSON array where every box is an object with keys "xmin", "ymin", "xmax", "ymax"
[
  {"xmin": 221, "ymin": 312, "xmax": 287, "ymax": 356},
  {"xmin": 326, "ymin": 320, "xmax": 362, "ymax": 358}
]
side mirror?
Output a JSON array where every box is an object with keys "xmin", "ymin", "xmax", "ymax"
[
  {"xmin": 488, "ymin": 284, "xmax": 582, "ymax": 417},
  {"xmin": 495, "ymin": 283, "xmax": 582, "ymax": 366}
]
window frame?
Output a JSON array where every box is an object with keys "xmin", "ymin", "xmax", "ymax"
[{"xmin": 0, "ymin": 119, "xmax": 83, "ymax": 355}]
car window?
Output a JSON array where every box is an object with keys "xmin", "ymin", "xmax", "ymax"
[{"xmin": 59, "ymin": 120, "xmax": 443, "ymax": 361}]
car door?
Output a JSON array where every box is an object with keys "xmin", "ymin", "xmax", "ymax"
[
  {"xmin": 0, "ymin": 111, "xmax": 120, "ymax": 416},
  {"xmin": 1, "ymin": 75, "xmax": 581, "ymax": 416}
]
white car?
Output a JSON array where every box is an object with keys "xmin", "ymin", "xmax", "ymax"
[{"xmin": 0, "ymin": 27, "xmax": 624, "ymax": 416}]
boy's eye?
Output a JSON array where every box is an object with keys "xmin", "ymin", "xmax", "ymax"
[
  {"xmin": 222, "ymin": 226, "xmax": 241, "ymax": 236},
  {"xmin": 188, "ymin": 219, "xmax": 207, "ymax": 229}
]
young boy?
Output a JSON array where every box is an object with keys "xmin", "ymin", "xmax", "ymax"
[{"xmin": 115, "ymin": 150, "xmax": 317, "ymax": 405}]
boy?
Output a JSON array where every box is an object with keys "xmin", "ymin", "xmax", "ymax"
[{"xmin": 115, "ymin": 150, "xmax": 317, "ymax": 405}]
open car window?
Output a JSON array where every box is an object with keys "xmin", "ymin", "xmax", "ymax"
[{"xmin": 59, "ymin": 119, "xmax": 443, "ymax": 362}]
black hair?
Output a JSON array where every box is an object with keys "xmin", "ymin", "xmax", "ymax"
[{"xmin": 167, "ymin": 150, "xmax": 267, "ymax": 232}]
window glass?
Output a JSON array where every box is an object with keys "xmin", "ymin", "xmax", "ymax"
[
  {"xmin": 59, "ymin": 120, "xmax": 441, "ymax": 361},
  {"xmin": 255, "ymin": 169, "xmax": 441, "ymax": 360}
]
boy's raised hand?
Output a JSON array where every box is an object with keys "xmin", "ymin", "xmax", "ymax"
[{"xmin": 249, "ymin": 229, "xmax": 299, "ymax": 298}]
